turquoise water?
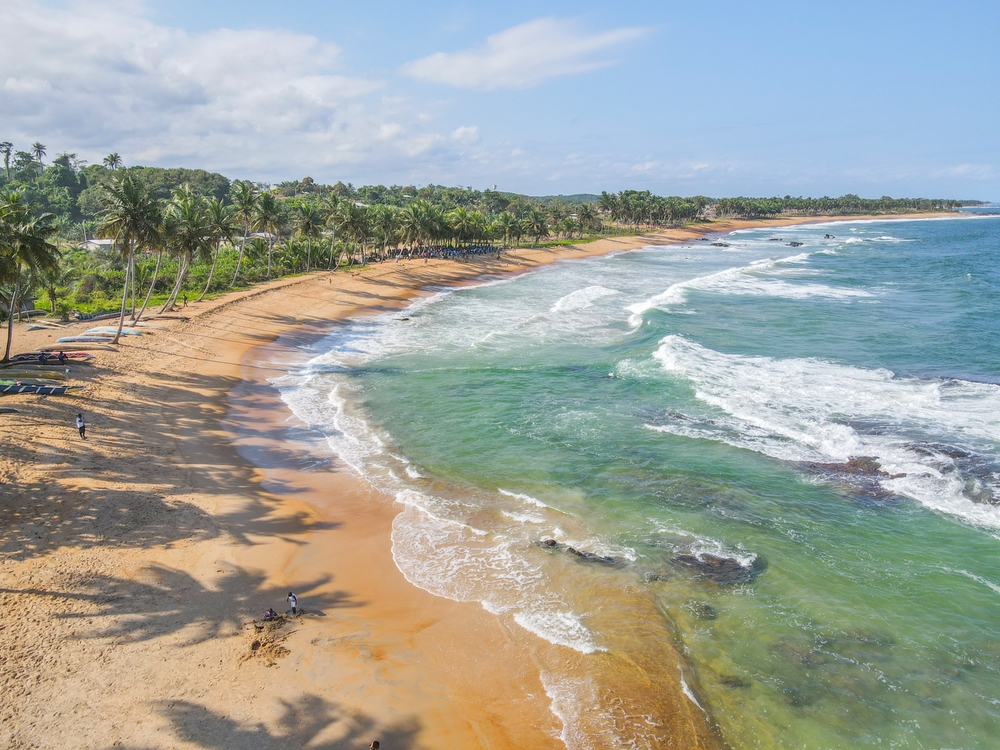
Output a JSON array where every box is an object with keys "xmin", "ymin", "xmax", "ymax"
[{"xmin": 278, "ymin": 217, "xmax": 1000, "ymax": 748}]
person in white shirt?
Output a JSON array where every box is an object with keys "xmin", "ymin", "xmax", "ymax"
[
  {"xmin": 287, "ymin": 592, "xmax": 298, "ymax": 615},
  {"xmin": 76, "ymin": 413, "xmax": 86, "ymax": 440}
]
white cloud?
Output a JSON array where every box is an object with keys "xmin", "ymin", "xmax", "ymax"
[
  {"xmin": 0, "ymin": 0, "xmax": 470, "ymax": 180},
  {"xmin": 400, "ymin": 17, "xmax": 647, "ymax": 90},
  {"xmin": 450, "ymin": 125, "xmax": 479, "ymax": 143}
]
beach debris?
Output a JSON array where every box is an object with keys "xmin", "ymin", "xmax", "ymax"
[
  {"xmin": 671, "ymin": 551, "xmax": 765, "ymax": 584},
  {"xmin": 242, "ymin": 616, "xmax": 292, "ymax": 666},
  {"xmin": 537, "ymin": 538, "xmax": 626, "ymax": 567}
]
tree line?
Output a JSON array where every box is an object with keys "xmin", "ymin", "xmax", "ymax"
[{"xmin": 0, "ymin": 140, "xmax": 981, "ymax": 360}]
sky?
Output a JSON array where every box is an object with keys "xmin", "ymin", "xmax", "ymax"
[{"xmin": 1, "ymin": 0, "xmax": 998, "ymax": 198}]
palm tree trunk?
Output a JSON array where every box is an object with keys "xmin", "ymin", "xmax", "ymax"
[
  {"xmin": 135, "ymin": 250, "xmax": 162, "ymax": 322},
  {"xmin": 159, "ymin": 256, "xmax": 188, "ymax": 314},
  {"xmin": 112, "ymin": 254, "xmax": 131, "ymax": 345},
  {"xmin": 197, "ymin": 242, "xmax": 221, "ymax": 302},
  {"xmin": 306, "ymin": 240, "xmax": 311, "ymax": 272},
  {"xmin": 3, "ymin": 282, "xmax": 20, "ymax": 362},
  {"xmin": 230, "ymin": 224, "xmax": 249, "ymax": 287},
  {"xmin": 328, "ymin": 232, "xmax": 336, "ymax": 269},
  {"xmin": 266, "ymin": 239, "xmax": 273, "ymax": 279},
  {"xmin": 129, "ymin": 252, "xmax": 137, "ymax": 316}
]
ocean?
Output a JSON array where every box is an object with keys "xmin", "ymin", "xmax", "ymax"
[{"xmin": 275, "ymin": 216, "xmax": 1000, "ymax": 748}]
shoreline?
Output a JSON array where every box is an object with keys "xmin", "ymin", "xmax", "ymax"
[{"xmin": 0, "ymin": 211, "xmax": 958, "ymax": 749}]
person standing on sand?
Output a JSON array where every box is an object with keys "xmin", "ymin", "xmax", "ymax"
[
  {"xmin": 76, "ymin": 413, "xmax": 86, "ymax": 439},
  {"xmin": 370, "ymin": 741, "xmax": 380, "ymax": 750},
  {"xmin": 287, "ymin": 592, "xmax": 298, "ymax": 615}
]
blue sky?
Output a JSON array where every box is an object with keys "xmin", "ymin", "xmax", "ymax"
[{"xmin": 1, "ymin": 0, "xmax": 997, "ymax": 198}]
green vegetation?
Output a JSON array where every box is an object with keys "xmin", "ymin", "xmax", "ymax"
[{"xmin": 0, "ymin": 138, "xmax": 982, "ymax": 361}]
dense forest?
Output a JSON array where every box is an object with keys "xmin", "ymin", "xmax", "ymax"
[{"xmin": 0, "ymin": 140, "xmax": 983, "ymax": 359}]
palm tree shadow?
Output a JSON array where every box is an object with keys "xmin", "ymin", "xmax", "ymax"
[
  {"xmin": 1, "ymin": 563, "xmax": 362, "ymax": 645},
  {"xmin": 118, "ymin": 694, "xmax": 419, "ymax": 749}
]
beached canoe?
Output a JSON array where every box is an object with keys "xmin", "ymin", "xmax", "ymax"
[
  {"xmin": 0, "ymin": 371, "xmax": 68, "ymax": 381},
  {"xmin": 0, "ymin": 384, "xmax": 83, "ymax": 396},
  {"xmin": 36, "ymin": 343, "xmax": 117, "ymax": 352},
  {"xmin": 85, "ymin": 327, "xmax": 143, "ymax": 336},
  {"xmin": 10, "ymin": 352, "xmax": 93, "ymax": 363},
  {"xmin": 57, "ymin": 336, "xmax": 114, "ymax": 343}
]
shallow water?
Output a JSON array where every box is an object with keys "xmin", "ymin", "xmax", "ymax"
[{"xmin": 276, "ymin": 216, "xmax": 1000, "ymax": 748}]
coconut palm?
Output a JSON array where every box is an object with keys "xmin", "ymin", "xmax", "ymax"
[
  {"xmin": 103, "ymin": 153, "xmax": 123, "ymax": 170},
  {"xmin": 0, "ymin": 143, "xmax": 12, "ymax": 179},
  {"xmin": 292, "ymin": 201, "xmax": 323, "ymax": 272},
  {"xmin": 524, "ymin": 208, "xmax": 549, "ymax": 246},
  {"xmin": 0, "ymin": 189, "xmax": 60, "ymax": 361},
  {"xmin": 320, "ymin": 194, "xmax": 340, "ymax": 269},
  {"xmin": 197, "ymin": 197, "xmax": 236, "ymax": 301},
  {"xmin": 369, "ymin": 203, "xmax": 398, "ymax": 258},
  {"xmin": 253, "ymin": 191, "xmax": 282, "ymax": 279},
  {"xmin": 97, "ymin": 170, "xmax": 161, "ymax": 342},
  {"xmin": 31, "ymin": 142, "xmax": 46, "ymax": 166},
  {"xmin": 228, "ymin": 180, "xmax": 258, "ymax": 286},
  {"xmin": 159, "ymin": 186, "xmax": 210, "ymax": 313}
]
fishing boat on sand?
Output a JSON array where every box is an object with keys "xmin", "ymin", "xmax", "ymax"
[
  {"xmin": 36, "ymin": 343, "xmax": 117, "ymax": 352},
  {"xmin": 0, "ymin": 383, "xmax": 84, "ymax": 396},
  {"xmin": 57, "ymin": 336, "xmax": 114, "ymax": 343},
  {"xmin": 9, "ymin": 352, "xmax": 93, "ymax": 363}
]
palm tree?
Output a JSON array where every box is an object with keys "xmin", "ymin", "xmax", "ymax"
[
  {"xmin": 369, "ymin": 203, "xmax": 398, "ymax": 258},
  {"xmin": 292, "ymin": 201, "xmax": 323, "ymax": 272},
  {"xmin": 0, "ymin": 142, "xmax": 12, "ymax": 179},
  {"xmin": 525, "ymin": 208, "xmax": 549, "ymax": 246},
  {"xmin": 159, "ymin": 186, "xmax": 210, "ymax": 313},
  {"xmin": 31, "ymin": 142, "xmax": 46, "ymax": 166},
  {"xmin": 228, "ymin": 180, "xmax": 259, "ymax": 286},
  {"xmin": 0, "ymin": 189, "xmax": 60, "ymax": 361},
  {"xmin": 448, "ymin": 206, "xmax": 474, "ymax": 248},
  {"xmin": 253, "ymin": 191, "xmax": 281, "ymax": 279},
  {"xmin": 97, "ymin": 170, "xmax": 161, "ymax": 342},
  {"xmin": 321, "ymin": 194, "xmax": 340, "ymax": 269},
  {"xmin": 197, "ymin": 197, "xmax": 236, "ymax": 301},
  {"xmin": 103, "ymin": 153, "xmax": 123, "ymax": 170}
]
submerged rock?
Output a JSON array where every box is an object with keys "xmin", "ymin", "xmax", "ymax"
[
  {"xmin": 537, "ymin": 538, "xmax": 625, "ymax": 567},
  {"xmin": 719, "ymin": 674, "xmax": 751, "ymax": 689},
  {"xmin": 671, "ymin": 552, "xmax": 765, "ymax": 584},
  {"xmin": 686, "ymin": 600, "xmax": 718, "ymax": 620}
]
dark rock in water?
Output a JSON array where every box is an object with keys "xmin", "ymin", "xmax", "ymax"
[
  {"xmin": 786, "ymin": 241, "xmax": 804, "ymax": 247},
  {"xmin": 767, "ymin": 237, "xmax": 783, "ymax": 241},
  {"xmin": 643, "ymin": 570, "xmax": 673, "ymax": 582},
  {"xmin": 710, "ymin": 242, "xmax": 730, "ymax": 247},
  {"xmin": 719, "ymin": 674, "xmax": 750, "ymax": 689},
  {"xmin": 537, "ymin": 538, "xmax": 625, "ymax": 567},
  {"xmin": 817, "ymin": 456, "xmax": 887, "ymax": 476},
  {"xmin": 671, "ymin": 552, "xmax": 765, "ymax": 584},
  {"xmin": 687, "ymin": 600, "xmax": 718, "ymax": 620}
]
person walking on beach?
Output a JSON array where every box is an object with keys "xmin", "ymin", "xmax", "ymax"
[
  {"xmin": 287, "ymin": 592, "xmax": 298, "ymax": 615},
  {"xmin": 76, "ymin": 413, "xmax": 86, "ymax": 439}
]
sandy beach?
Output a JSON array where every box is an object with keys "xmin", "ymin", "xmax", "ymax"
[{"xmin": 0, "ymin": 213, "xmax": 953, "ymax": 750}]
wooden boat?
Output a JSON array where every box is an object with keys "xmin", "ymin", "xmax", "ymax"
[
  {"xmin": 0, "ymin": 384, "xmax": 83, "ymax": 396},
  {"xmin": 85, "ymin": 327, "xmax": 142, "ymax": 336},
  {"xmin": 36, "ymin": 343, "xmax": 117, "ymax": 352},
  {"xmin": 57, "ymin": 336, "xmax": 114, "ymax": 343},
  {"xmin": 28, "ymin": 322, "xmax": 67, "ymax": 331},
  {"xmin": 0, "ymin": 371, "xmax": 68, "ymax": 381},
  {"xmin": 9, "ymin": 352, "xmax": 93, "ymax": 363}
]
